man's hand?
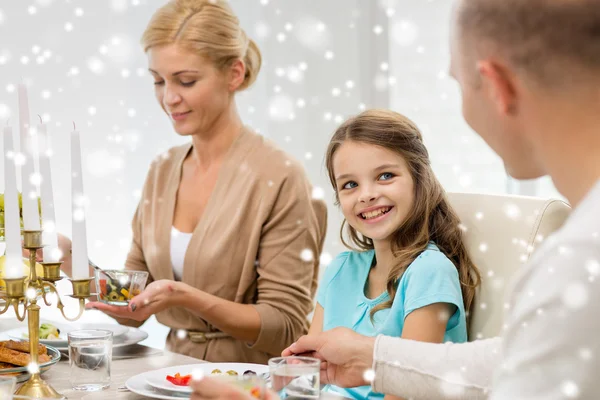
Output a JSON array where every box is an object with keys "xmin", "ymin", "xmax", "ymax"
[{"xmin": 282, "ymin": 327, "xmax": 376, "ymax": 388}]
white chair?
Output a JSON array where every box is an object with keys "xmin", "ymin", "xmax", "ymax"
[{"xmin": 447, "ymin": 192, "xmax": 571, "ymax": 340}]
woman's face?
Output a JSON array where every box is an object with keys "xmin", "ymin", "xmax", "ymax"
[{"xmin": 147, "ymin": 44, "xmax": 234, "ymax": 136}]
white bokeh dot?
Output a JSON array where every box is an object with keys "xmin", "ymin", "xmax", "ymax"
[
  {"xmin": 320, "ymin": 252, "xmax": 333, "ymax": 266},
  {"xmin": 268, "ymin": 95, "xmax": 294, "ymax": 122},
  {"xmin": 391, "ymin": 20, "xmax": 418, "ymax": 46},
  {"xmin": 87, "ymin": 57, "xmax": 105, "ymax": 74},
  {"xmin": 300, "ymin": 249, "xmax": 314, "ymax": 262},
  {"xmin": 0, "ymin": 104, "xmax": 11, "ymax": 119},
  {"xmin": 579, "ymin": 348, "xmax": 592, "ymax": 361},
  {"xmin": 294, "ymin": 17, "xmax": 331, "ymax": 51},
  {"xmin": 110, "ymin": 0, "xmax": 128, "ymax": 13},
  {"xmin": 363, "ymin": 369, "xmax": 375, "ymax": 383},
  {"xmin": 585, "ymin": 259, "xmax": 599, "ymax": 276},
  {"xmin": 561, "ymin": 380, "xmax": 580, "ymax": 398},
  {"xmin": 503, "ymin": 203, "xmax": 521, "ymax": 220},
  {"xmin": 254, "ymin": 21, "xmax": 270, "ymax": 39},
  {"xmin": 562, "ymin": 282, "xmax": 588, "ymax": 309},
  {"xmin": 312, "ymin": 186, "xmax": 325, "ymax": 200}
]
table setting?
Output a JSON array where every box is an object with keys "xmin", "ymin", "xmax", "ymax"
[{"xmin": 0, "ymin": 82, "xmax": 353, "ymax": 400}]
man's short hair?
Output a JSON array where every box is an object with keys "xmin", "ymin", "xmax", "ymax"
[{"xmin": 458, "ymin": 0, "xmax": 600, "ymax": 84}]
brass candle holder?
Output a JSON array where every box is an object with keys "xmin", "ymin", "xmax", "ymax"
[{"xmin": 0, "ymin": 230, "xmax": 92, "ymax": 399}]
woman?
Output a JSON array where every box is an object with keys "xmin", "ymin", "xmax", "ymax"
[{"xmin": 84, "ymin": 0, "xmax": 327, "ymax": 364}]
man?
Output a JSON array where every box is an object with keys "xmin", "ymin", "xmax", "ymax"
[{"xmin": 192, "ymin": 0, "xmax": 600, "ymax": 398}]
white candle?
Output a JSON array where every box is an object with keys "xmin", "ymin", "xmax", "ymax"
[
  {"xmin": 71, "ymin": 126, "xmax": 88, "ymax": 279},
  {"xmin": 18, "ymin": 84, "xmax": 41, "ymax": 230},
  {"xmin": 3, "ymin": 125, "xmax": 24, "ymax": 278},
  {"xmin": 38, "ymin": 121, "xmax": 59, "ymax": 262}
]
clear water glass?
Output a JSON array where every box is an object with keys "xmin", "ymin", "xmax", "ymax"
[
  {"xmin": 68, "ymin": 329, "xmax": 113, "ymax": 391},
  {"xmin": 0, "ymin": 376, "xmax": 15, "ymax": 399},
  {"xmin": 268, "ymin": 356, "xmax": 320, "ymax": 399}
]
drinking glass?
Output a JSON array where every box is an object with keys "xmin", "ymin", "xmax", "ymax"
[
  {"xmin": 68, "ymin": 329, "xmax": 113, "ymax": 391},
  {"xmin": 268, "ymin": 356, "xmax": 320, "ymax": 399},
  {"xmin": 0, "ymin": 376, "xmax": 15, "ymax": 399}
]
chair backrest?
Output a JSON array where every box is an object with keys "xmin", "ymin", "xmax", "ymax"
[{"xmin": 447, "ymin": 192, "xmax": 571, "ymax": 340}]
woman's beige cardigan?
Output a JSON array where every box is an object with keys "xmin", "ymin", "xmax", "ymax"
[{"xmin": 119, "ymin": 127, "xmax": 327, "ymax": 364}]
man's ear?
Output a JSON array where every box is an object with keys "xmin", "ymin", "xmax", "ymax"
[{"xmin": 477, "ymin": 59, "xmax": 519, "ymax": 115}]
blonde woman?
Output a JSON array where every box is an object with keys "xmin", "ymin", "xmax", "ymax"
[{"xmin": 86, "ymin": 0, "xmax": 327, "ymax": 364}]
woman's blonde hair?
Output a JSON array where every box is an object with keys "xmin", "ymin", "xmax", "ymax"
[
  {"xmin": 141, "ymin": 0, "xmax": 262, "ymax": 91},
  {"xmin": 325, "ymin": 109, "xmax": 481, "ymax": 329}
]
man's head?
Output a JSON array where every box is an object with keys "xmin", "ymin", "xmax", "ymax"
[{"xmin": 450, "ymin": 0, "xmax": 600, "ymax": 179}]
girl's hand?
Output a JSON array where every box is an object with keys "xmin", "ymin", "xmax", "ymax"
[
  {"xmin": 86, "ymin": 279, "xmax": 186, "ymax": 321},
  {"xmin": 190, "ymin": 376, "xmax": 279, "ymax": 400}
]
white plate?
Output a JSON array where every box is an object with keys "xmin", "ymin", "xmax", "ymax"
[
  {"xmin": 126, "ymin": 370, "xmax": 189, "ymax": 400},
  {"xmin": 5, "ymin": 321, "xmax": 129, "ymax": 346},
  {"xmin": 139, "ymin": 363, "xmax": 268, "ymax": 397},
  {"xmin": 58, "ymin": 327, "xmax": 148, "ymax": 351},
  {"xmin": 4, "ymin": 326, "xmax": 146, "ymax": 351}
]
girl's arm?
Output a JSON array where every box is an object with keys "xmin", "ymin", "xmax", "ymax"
[
  {"xmin": 308, "ymin": 303, "xmax": 325, "ymax": 336},
  {"xmin": 383, "ymin": 302, "xmax": 455, "ymax": 400}
]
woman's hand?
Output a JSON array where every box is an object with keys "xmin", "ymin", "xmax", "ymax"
[{"xmin": 86, "ymin": 279, "xmax": 187, "ymax": 321}]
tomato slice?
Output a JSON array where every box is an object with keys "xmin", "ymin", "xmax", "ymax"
[
  {"xmin": 250, "ymin": 387, "xmax": 262, "ymax": 398},
  {"xmin": 166, "ymin": 373, "xmax": 192, "ymax": 386},
  {"xmin": 99, "ymin": 279, "xmax": 107, "ymax": 295}
]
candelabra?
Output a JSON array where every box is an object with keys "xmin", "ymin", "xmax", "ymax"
[{"xmin": 0, "ymin": 230, "xmax": 92, "ymax": 399}]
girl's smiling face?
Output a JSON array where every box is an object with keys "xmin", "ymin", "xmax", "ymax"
[{"xmin": 333, "ymin": 140, "xmax": 415, "ymax": 244}]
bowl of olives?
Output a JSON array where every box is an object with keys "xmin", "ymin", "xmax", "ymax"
[{"xmin": 95, "ymin": 269, "xmax": 148, "ymax": 306}]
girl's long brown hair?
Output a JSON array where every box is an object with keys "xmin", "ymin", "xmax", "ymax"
[{"xmin": 325, "ymin": 109, "xmax": 481, "ymax": 329}]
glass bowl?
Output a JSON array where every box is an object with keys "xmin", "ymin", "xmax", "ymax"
[
  {"xmin": 0, "ymin": 345, "xmax": 61, "ymax": 383},
  {"xmin": 94, "ymin": 269, "xmax": 148, "ymax": 306}
]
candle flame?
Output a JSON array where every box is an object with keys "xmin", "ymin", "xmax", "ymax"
[{"xmin": 73, "ymin": 121, "xmax": 76, "ymax": 130}]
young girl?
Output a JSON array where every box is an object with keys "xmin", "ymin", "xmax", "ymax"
[{"xmin": 312, "ymin": 109, "xmax": 481, "ymax": 400}]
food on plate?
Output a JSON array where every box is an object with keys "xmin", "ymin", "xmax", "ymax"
[
  {"xmin": 0, "ymin": 341, "xmax": 51, "ymax": 367},
  {"xmin": 1, "ymin": 340, "xmax": 47, "ymax": 355},
  {"xmin": 210, "ymin": 368, "xmax": 257, "ymax": 376},
  {"xmin": 39, "ymin": 323, "xmax": 60, "ymax": 340},
  {"xmin": 98, "ymin": 276, "xmax": 141, "ymax": 303},
  {"xmin": 21, "ymin": 323, "xmax": 61, "ymax": 341},
  {"xmin": 166, "ymin": 373, "xmax": 192, "ymax": 386}
]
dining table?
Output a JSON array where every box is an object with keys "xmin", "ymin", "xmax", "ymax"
[
  {"xmin": 0, "ymin": 302, "xmax": 350, "ymax": 400},
  {"xmin": 35, "ymin": 345, "xmax": 198, "ymax": 399},
  {"xmin": 27, "ymin": 344, "xmax": 352, "ymax": 399}
]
